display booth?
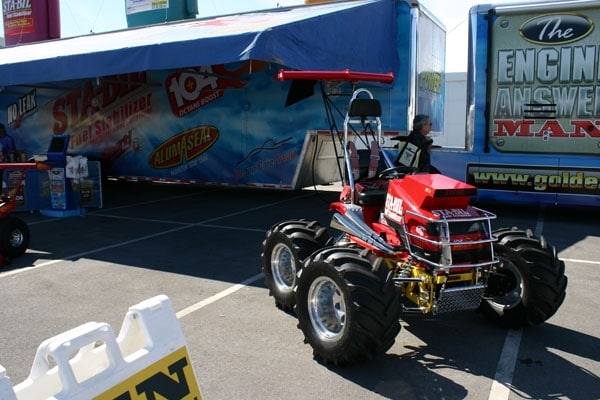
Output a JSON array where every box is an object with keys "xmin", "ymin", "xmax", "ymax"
[
  {"xmin": 43, "ymin": 135, "xmax": 78, "ymax": 216},
  {"xmin": 1, "ymin": 135, "xmax": 103, "ymax": 216}
]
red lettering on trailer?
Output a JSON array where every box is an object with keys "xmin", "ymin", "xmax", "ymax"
[
  {"xmin": 52, "ymin": 73, "xmax": 147, "ymax": 134},
  {"xmin": 493, "ymin": 119, "xmax": 600, "ymax": 137}
]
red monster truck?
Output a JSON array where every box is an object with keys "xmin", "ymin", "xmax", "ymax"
[{"xmin": 261, "ymin": 71, "xmax": 567, "ymax": 365}]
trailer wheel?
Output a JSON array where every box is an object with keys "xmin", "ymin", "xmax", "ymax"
[
  {"xmin": 0, "ymin": 217, "xmax": 30, "ymax": 258},
  {"xmin": 295, "ymin": 247, "xmax": 402, "ymax": 366},
  {"xmin": 261, "ymin": 220, "xmax": 331, "ymax": 311},
  {"xmin": 480, "ymin": 227, "xmax": 567, "ymax": 328}
]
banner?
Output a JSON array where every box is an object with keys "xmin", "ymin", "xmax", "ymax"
[
  {"xmin": 489, "ymin": 9, "xmax": 600, "ymax": 154},
  {"xmin": 126, "ymin": 0, "xmax": 169, "ymax": 15},
  {"xmin": 2, "ymin": 0, "xmax": 60, "ymax": 46}
]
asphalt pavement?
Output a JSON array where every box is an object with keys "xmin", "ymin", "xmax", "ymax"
[{"xmin": 0, "ymin": 180, "xmax": 598, "ymax": 400}]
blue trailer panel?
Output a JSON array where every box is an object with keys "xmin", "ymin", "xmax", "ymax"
[
  {"xmin": 434, "ymin": 0, "xmax": 600, "ymax": 207},
  {"xmin": 0, "ymin": 0, "xmax": 445, "ymax": 201}
]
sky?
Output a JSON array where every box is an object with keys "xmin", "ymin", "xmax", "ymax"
[{"xmin": 0, "ymin": 0, "xmax": 522, "ymax": 72}]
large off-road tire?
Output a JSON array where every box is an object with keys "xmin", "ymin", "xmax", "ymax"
[
  {"xmin": 295, "ymin": 247, "xmax": 402, "ymax": 366},
  {"xmin": 0, "ymin": 217, "xmax": 30, "ymax": 258},
  {"xmin": 261, "ymin": 220, "xmax": 331, "ymax": 311},
  {"xmin": 480, "ymin": 227, "xmax": 567, "ymax": 328}
]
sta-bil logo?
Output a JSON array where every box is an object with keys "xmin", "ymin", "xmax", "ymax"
[
  {"xmin": 149, "ymin": 126, "xmax": 218, "ymax": 169},
  {"xmin": 520, "ymin": 13, "xmax": 594, "ymax": 45}
]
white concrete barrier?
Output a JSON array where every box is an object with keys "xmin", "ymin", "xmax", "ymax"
[{"xmin": 0, "ymin": 295, "xmax": 202, "ymax": 399}]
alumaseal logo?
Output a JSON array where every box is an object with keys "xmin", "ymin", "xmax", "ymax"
[{"xmin": 519, "ymin": 13, "xmax": 594, "ymax": 45}]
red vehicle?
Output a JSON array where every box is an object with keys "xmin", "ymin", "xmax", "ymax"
[
  {"xmin": 0, "ymin": 162, "xmax": 50, "ymax": 266},
  {"xmin": 261, "ymin": 71, "xmax": 567, "ymax": 365}
]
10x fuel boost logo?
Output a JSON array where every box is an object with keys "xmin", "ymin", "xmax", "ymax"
[{"xmin": 166, "ymin": 64, "xmax": 248, "ymax": 117}]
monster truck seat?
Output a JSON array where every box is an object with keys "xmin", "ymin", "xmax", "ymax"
[
  {"xmin": 358, "ymin": 188, "xmax": 387, "ymax": 206},
  {"xmin": 346, "ymin": 97, "xmax": 389, "ymax": 180}
]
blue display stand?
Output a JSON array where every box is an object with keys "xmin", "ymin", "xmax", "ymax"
[
  {"xmin": 3, "ymin": 161, "xmax": 102, "ymax": 214},
  {"xmin": 40, "ymin": 135, "xmax": 84, "ymax": 217}
]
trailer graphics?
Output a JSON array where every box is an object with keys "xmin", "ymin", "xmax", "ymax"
[
  {"xmin": 467, "ymin": 164, "xmax": 600, "ymax": 194},
  {"xmin": 165, "ymin": 63, "xmax": 253, "ymax": 118},
  {"xmin": 149, "ymin": 126, "xmax": 219, "ymax": 169},
  {"xmin": 490, "ymin": 8, "xmax": 600, "ymax": 155},
  {"xmin": 0, "ymin": 0, "xmax": 445, "ymax": 192},
  {"xmin": 433, "ymin": 0, "xmax": 600, "ymax": 206},
  {"xmin": 3, "ymin": 63, "xmax": 307, "ymax": 186},
  {"xmin": 416, "ymin": 12, "xmax": 446, "ymax": 133}
]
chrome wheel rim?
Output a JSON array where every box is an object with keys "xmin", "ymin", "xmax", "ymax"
[
  {"xmin": 488, "ymin": 261, "xmax": 524, "ymax": 310},
  {"xmin": 308, "ymin": 276, "xmax": 346, "ymax": 341},
  {"xmin": 9, "ymin": 229, "xmax": 24, "ymax": 248},
  {"xmin": 271, "ymin": 243, "xmax": 296, "ymax": 292}
]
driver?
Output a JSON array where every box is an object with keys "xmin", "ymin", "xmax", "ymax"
[{"xmin": 396, "ymin": 114, "xmax": 440, "ymax": 173}]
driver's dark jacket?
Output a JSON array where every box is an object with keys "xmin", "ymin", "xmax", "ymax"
[{"xmin": 406, "ymin": 130, "xmax": 433, "ymax": 173}]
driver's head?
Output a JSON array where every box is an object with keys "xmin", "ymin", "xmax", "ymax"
[{"xmin": 413, "ymin": 115, "xmax": 430, "ymax": 130}]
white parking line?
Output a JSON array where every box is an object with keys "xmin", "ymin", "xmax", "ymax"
[
  {"xmin": 0, "ymin": 193, "xmax": 300, "ymax": 279},
  {"xmin": 176, "ymin": 271, "xmax": 526, "ymax": 400},
  {"xmin": 176, "ymin": 273, "xmax": 264, "ymax": 319},
  {"xmin": 488, "ymin": 329, "xmax": 523, "ymax": 400},
  {"xmin": 486, "ymin": 207, "xmax": 546, "ymax": 400},
  {"xmin": 0, "ymin": 224, "xmax": 195, "ymax": 279},
  {"xmin": 561, "ymin": 257, "xmax": 600, "ymax": 265},
  {"xmin": 3, "ymin": 197, "xmax": 586, "ymax": 400}
]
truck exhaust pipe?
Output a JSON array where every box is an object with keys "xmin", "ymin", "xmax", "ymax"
[{"xmin": 330, "ymin": 206, "xmax": 395, "ymax": 254}]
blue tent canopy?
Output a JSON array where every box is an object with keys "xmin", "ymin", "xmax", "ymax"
[{"xmin": 0, "ymin": 0, "xmax": 398, "ymax": 87}]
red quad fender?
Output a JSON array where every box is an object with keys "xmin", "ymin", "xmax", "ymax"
[
  {"xmin": 330, "ymin": 174, "xmax": 480, "ymax": 225},
  {"xmin": 385, "ymin": 174, "xmax": 492, "ymax": 257},
  {"xmin": 386, "ymin": 174, "xmax": 478, "ymax": 216},
  {"xmin": 329, "ymin": 174, "xmax": 484, "ymax": 253}
]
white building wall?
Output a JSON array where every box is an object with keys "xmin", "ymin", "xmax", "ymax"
[{"xmin": 440, "ymin": 72, "xmax": 467, "ymax": 149}]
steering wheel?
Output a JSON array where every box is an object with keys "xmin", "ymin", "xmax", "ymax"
[{"xmin": 377, "ymin": 165, "xmax": 416, "ymax": 180}]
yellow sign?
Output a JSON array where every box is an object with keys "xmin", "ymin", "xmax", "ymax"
[{"xmin": 95, "ymin": 346, "xmax": 202, "ymax": 400}]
